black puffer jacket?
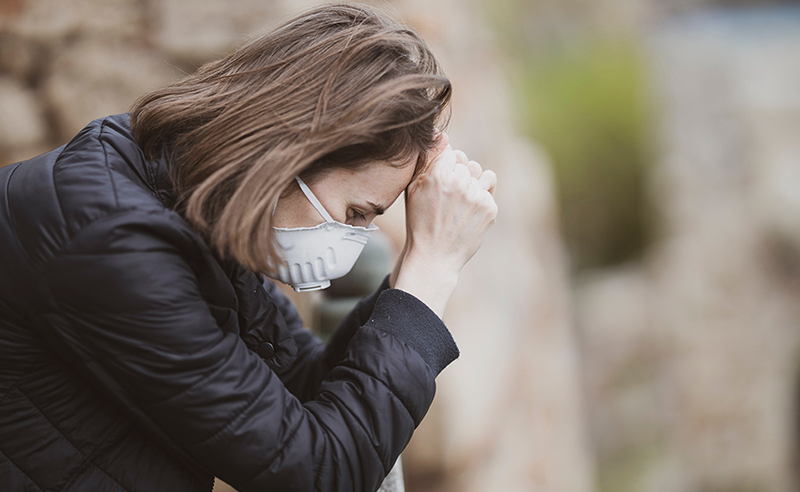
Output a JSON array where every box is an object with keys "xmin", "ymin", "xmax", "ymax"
[{"xmin": 0, "ymin": 114, "xmax": 459, "ymax": 492}]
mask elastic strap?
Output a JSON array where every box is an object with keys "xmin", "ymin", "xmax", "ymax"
[{"xmin": 295, "ymin": 176, "xmax": 335, "ymax": 223}]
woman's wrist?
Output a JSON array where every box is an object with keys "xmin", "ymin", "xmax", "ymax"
[{"xmin": 393, "ymin": 256, "xmax": 459, "ymax": 319}]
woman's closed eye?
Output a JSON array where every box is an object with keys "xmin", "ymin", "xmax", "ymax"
[
  {"xmin": 346, "ymin": 200, "xmax": 384, "ymax": 226},
  {"xmin": 348, "ymin": 209, "xmax": 370, "ymax": 226}
]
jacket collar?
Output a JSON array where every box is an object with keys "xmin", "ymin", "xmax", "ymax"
[
  {"xmin": 105, "ymin": 113, "xmax": 178, "ymax": 210},
  {"xmin": 147, "ymin": 153, "xmax": 178, "ymax": 210}
]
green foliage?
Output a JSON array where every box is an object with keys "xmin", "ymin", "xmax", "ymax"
[
  {"xmin": 597, "ymin": 442, "xmax": 666, "ymax": 492},
  {"xmin": 520, "ymin": 41, "xmax": 653, "ymax": 270},
  {"xmin": 518, "ymin": 39, "xmax": 654, "ymax": 271}
]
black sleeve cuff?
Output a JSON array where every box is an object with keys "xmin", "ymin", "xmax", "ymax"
[{"xmin": 366, "ymin": 289, "xmax": 460, "ymax": 376}]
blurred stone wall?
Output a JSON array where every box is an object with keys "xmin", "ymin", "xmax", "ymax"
[
  {"xmin": 576, "ymin": 7, "xmax": 800, "ymax": 492},
  {"xmin": 0, "ymin": 1, "xmax": 596, "ymax": 491},
  {"xmin": 394, "ymin": 1, "xmax": 596, "ymax": 490}
]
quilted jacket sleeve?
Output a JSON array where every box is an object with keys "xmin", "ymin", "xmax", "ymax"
[
  {"xmin": 31, "ymin": 210, "xmax": 459, "ymax": 492},
  {"xmin": 262, "ymin": 275, "xmax": 393, "ymax": 403}
]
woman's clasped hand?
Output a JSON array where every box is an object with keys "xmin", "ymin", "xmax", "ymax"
[{"xmin": 393, "ymin": 132, "xmax": 498, "ymax": 317}]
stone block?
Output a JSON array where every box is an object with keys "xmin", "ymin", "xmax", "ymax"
[
  {"xmin": 635, "ymin": 9, "xmax": 800, "ymax": 491},
  {"xmin": 0, "ymin": 77, "xmax": 46, "ymax": 149},
  {"xmin": 0, "ymin": 34, "xmax": 40, "ymax": 81},
  {"xmin": 394, "ymin": 1, "xmax": 597, "ymax": 490},
  {"xmin": 153, "ymin": 0, "xmax": 283, "ymax": 63},
  {"xmin": 3, "ymin": 0, "xmax": 143, "ymax": 41},
  {"xmin": 1, "ymin": 144, "xmax": 50, "ymax": 168},
  {"xmin": 44, "ymin": 38, "xmax": 179, "ymax": 141}
]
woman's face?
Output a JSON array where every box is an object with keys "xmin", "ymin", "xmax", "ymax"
[{"xmin": 273, "ymin": 156, "xmax": 418, "ymax": 229}]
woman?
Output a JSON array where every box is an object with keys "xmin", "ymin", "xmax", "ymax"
[{"xmin": 0, "ymin": 3, "xmax": 497, "ymax": 492}]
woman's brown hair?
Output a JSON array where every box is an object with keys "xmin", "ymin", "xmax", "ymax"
[{"xmin": 129, "ymin": 2, "xmax": 451, "ymax": 274}]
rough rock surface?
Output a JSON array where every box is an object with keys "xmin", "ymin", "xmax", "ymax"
[
  {"xmin": 0, "ymin": 76, "xmax": 45, "ymax": 147},
  {"xmin": 392, "ymin": 0, "xmax": 596, "ymax": 490},
  {"xmin": 577, "ymin": 8, "xmax": 800, "ymax": 492},
  {"xmin": 1, "ymin": 0, "xmax": 142, "ymax": 41},
  {"xmin": 45, "ymin": 38, "xmax": 179, "ymax": 141}
]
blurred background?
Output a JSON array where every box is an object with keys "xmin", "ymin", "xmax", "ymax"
[{"xmin": 2, "ymin": 0, "xmax": 800, "ymax": 490}]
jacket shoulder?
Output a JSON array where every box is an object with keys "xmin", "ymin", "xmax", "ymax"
[
  {"xmin": 0, "ymin": 115, "xmax": 174, "ymax": 305},
  {"xmin": 53, "ymin": 115, "xmax": 167, "ymax": 235}
]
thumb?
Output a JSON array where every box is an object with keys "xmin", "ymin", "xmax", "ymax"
[{"xmin": 430, "ymin": 130, "xmax": 449, "ymax": 158}]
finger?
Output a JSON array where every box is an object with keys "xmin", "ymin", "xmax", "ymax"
[
  {"xmin": 424, "ymin": 132, "xmax": 449, "ymax": 166},
  {"xmin": 478, "ymin": 169, "xmax": 497, "ymax": 195},
  {"xmin": 441, "ymin": 132, "xmax": 452, "ymax": 153},
  {"xmin": 430, "ymin": 148, "xmax": 457, "ymax": 175},
  {"xmin": 487, "ymin": 196, "xmax": 498, "ymax": 223},
  {"xmin": 453, "ymin": 162, "xmax": 471, "ymax": 183},
  {"xmin": 454, "ymin": 150, "xmax": 468, "ymax": 167},
  {"xmin": 432, "ymin": 130, "xmax": 449, "ymax": 153},
  {"xmin": 466, "ymin": 159, "xmax": 482, "ymax": 179},
  {"xmin": 431, "ymin": 143, "xmax": 452, "ymax": 166}
]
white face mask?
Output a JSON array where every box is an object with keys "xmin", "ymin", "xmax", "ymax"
[{"xmin": 268, "ymin": 176, "xmax": 378, "ymax": 292}]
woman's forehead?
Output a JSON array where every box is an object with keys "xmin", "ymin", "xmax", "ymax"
[{"xmin": 335, "ymin": 159, "xmax": 416, "ymax": 203}]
